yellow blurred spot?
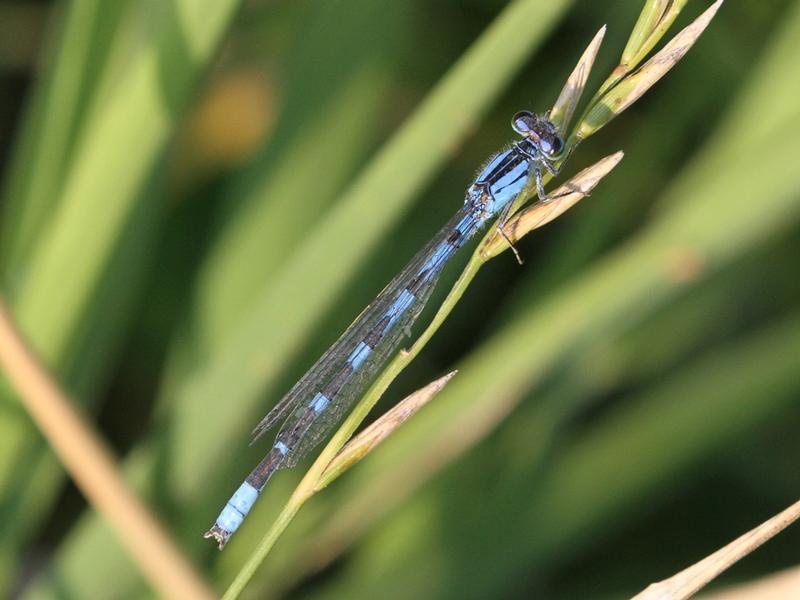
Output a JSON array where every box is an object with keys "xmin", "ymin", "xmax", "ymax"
[
  {"xmin": 186, "ymin": 68, "xmax": 277, "ymax": 170},
  {"xmin": 663, "ymin": 246, "xmax": 705, "ymax": 283}
]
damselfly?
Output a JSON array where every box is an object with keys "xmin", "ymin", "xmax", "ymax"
[{"xmin": 206, "ymin": 110, "xmax": 574, "ymax": 549}]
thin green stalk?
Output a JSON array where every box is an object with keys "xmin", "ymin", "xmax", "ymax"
[
  {"xmin": 222, "ymin": 501, "xmax": 302, "ymax": 600},
  {"xmin": 225, "ymin": 150, "xmax": 622, "ymax": 596},
  {"xmin": 223, "ymin": 4, "xmax": 721, "ymax": 593},
  {"xmin": 223, "ymin": 257, "xmax": 484, "ymax": 598}
]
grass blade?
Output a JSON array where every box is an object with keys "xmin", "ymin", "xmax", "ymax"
[
  {"xmin": 0, "ymin": 0, "xmax": 241, "ymax": 583},
  {"xmin": 632, "ymin": 498, "xmax": 800, "ymax": 599},
  {"xmin": 317, "ymin": 371, "xmax": 457, "ymax": 491},
  {"xmin": 0, "ymin": 300, "xmax": 213, "ymax": 599}
]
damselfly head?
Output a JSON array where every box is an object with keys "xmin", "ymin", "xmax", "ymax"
[{"xmin": 511, "ymin": 111, "xmax": 565, "ymax": 161}]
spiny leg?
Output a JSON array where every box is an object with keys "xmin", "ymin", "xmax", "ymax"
[
  {"xmin": 495, "ymin": 201, "xmax": 523, "ymax": 265},
  {"xmin": 532, "ymin": 160, "xmax": 587, "ymax": 203}
]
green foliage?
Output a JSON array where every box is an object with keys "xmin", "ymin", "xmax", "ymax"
[{"xmin": 1, "ymin": 0, "xmax": 799, "ymax": 598}]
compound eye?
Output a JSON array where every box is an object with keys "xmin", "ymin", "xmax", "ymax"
[
  {"xmin": 511, "ymin": 111, "xmax": 534, "ymax": 135},
  {"xmin": 544, "ymin": 135, "xmax": 564, "ymax": 159}
]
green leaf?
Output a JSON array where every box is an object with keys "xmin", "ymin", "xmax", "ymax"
[{"xmin": 0, "ymin": 0, "xmax": 241, "ymax": 588}]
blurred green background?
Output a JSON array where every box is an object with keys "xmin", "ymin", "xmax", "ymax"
[{"xmin": 1, "ymin": 0, "xmax": 800, "ymax": 598}]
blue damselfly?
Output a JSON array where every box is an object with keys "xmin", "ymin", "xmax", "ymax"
[{"xmin": 206, "ymin": 110, "xmax": 574, "ymax": 549}]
